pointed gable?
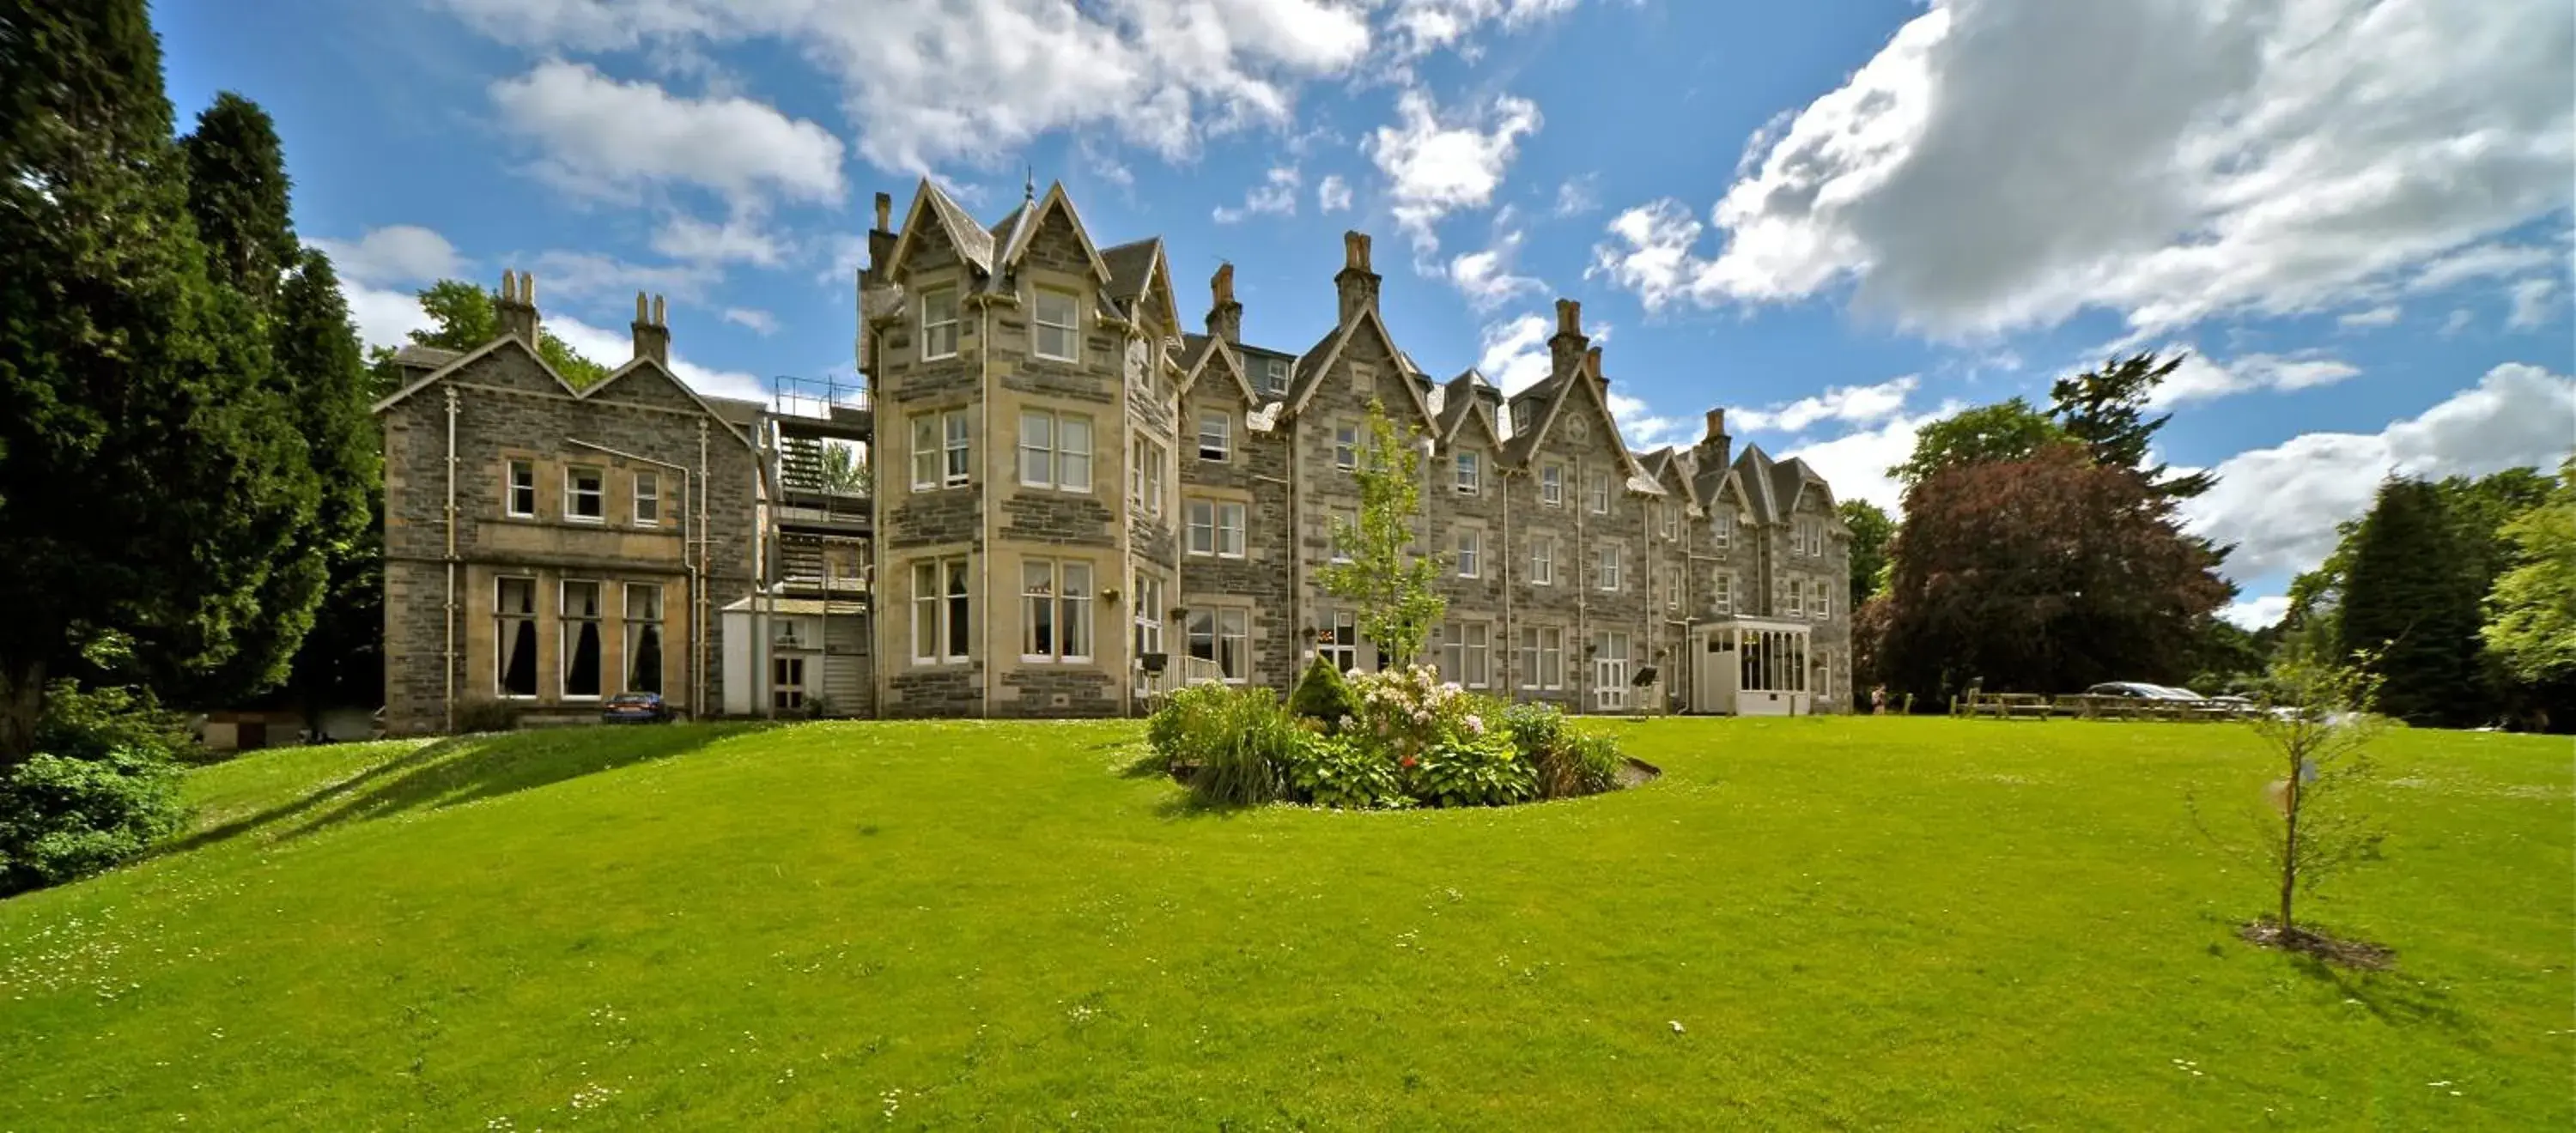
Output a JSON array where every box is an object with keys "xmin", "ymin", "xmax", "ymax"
[
  {"xmin": 587, "ymin": 357, "xmax": 756, "ymax": 446},
  {"xmin": 1102, "ymin": 238, "xmax": 1182, "ymax": 333},
  {"xmin": 1178, "ymin": 331, "xmax": 1258, "ymax": 406},
  {"xmin": 1437, "ymin": 369, "xmax": 1504, "ymax": 449},
  {"xmin": 995, "ymin": 181, "xmax": 1114, "ymax": 284},
  {"xmin": 1285, "ymin": 306, "xmax": 1437, "ymax": 427},
  {"xmin": 883, "ymin": 179, "xmax": 994, "ymax": 281},
  {"xmin": 372, "ymin": 333, "xmax": 580, "ymax": 414}
]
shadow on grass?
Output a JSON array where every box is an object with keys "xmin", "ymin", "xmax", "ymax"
[
  {"xmin": 2287, "ymin": 948, "xmax": 2473, "ymax": 1033},
  {"xmin": 167, "ymin": 723, "xmax": 774, "ymax": 852}
]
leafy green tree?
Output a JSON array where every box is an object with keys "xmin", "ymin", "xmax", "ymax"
[
  {"xmin": 1837, "ymin": 499, "xmax": 1893, "ymax": 611},
  {"xmin": 2048, "ymin": 352, "xmax": 2215, "ymax": 500},
  {"xmin": 2337, "ymin": 478, "xmax": 2488, "ymax": 726},
  {"xmin": 1317, "ymin": 400, "xmax": 1447, "ymax": 668},
  {"xmin": 2194, "ymin": 647, "xmax": 2388, "ymax": 950},
  {"xmin": 0, "ymin": 0, "xmax": 317, "ymax": 759},
  {"xmin": 820, "ymin": 441, "xmax": 870, "ymax": 496},
  {"xmin": 2482, "ymin": 460, "xmax": 2576, "ymax": 690},
  {"xmin": 369, "ymin": 279, "xmax": 610, "ymax": 388},
  {"xmin": 1888, "ymin": 397, "xmax": 2067, "ymax": 488}
]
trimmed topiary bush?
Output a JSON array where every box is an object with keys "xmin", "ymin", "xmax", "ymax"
[{"xmin": 1287, "ymin": 655, "xmax": 1360, "ymax": 730}]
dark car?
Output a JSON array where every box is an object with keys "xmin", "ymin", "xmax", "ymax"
[
  {"xmin": 2084, "ymin": 682, "xmax": 2183, "ymax": 700},
  {"xmin": 601, "ymin": 691, "xmax": 674, "ymax": 724}
]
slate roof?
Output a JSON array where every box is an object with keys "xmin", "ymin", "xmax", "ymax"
[
  {"xmin": 917, "ymin": 182, "xmax": 995, "ymax": 274},
  {"xmin": 1102, "ymin": 238, "xmax": 1160, "ymax": 304}
]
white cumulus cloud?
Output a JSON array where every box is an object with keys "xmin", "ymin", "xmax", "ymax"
[
  {"xmin": 489, "ymin": 59, "xmax": 848, "ymax": 208},
  {"xmin": 1589, "ymin": 0, "xmax": 2575, "ymax": 339},
  {"xmin": 1366, "ymin": 88, "xmax": 1542, "ymax": 251}
]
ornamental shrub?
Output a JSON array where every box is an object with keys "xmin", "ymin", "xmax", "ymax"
[
  {"xmin": 1286, "ymin": 656, "xmax": 1360, "ymax": 730},
  {"xmin": 1410, "ymin": 731, "xmax": 1535, "ymax": 808},
  {"xmin": 1148, "ymin": 681, "xmax": 1299, "ymax": 806},
  {"xmin": 0, "ymin": 683, "xmax": 192, "ymax": 896},
  {"xmin": 1280, "ymin": 731, "xmax": 1410, "ymax": 809}
]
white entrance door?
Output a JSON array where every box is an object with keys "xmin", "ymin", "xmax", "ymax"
[{"xmin": 1692, "ymin": 628, "xmax": 1728, "ymax": 713}]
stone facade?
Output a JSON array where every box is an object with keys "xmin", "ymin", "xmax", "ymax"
[
  {"xmin": 376, "ymin": 277, "xmax": 761, "ymax": 735},
  {"xmin": 856, "ymin": 181, "xmax": 1856, "ymax": 718}
]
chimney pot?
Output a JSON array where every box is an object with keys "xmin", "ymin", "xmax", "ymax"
[
  {"xmin": 1212, "ymin": 262, "xmax": 1235, "ymax": 306},
  {"xmin": 873, "ymin": 191, "xmax": 892, "ymax": 232},
  {"xmin": 496, "ymin": 269, "xmax": 539, "ymax": 347},
  {"xmin": 1585, "ymin": 346, "xmax": 1604, "ymax": 385},
  {"xmin": 630, "ymin": 292, "xmax": 671, "ymax": 366},
  {"xmin": 1704, "ymin": 408, "xmax": 1728, "ymax": 441},
  {"xmin": 1556, "ymin": 298, "xmax": 1581, "ymax": 336},
  {"xmin": 1344, "ymin": 230, "xmax": 1372, "ymax": 273},
  {"xmin": 635, "ymin": 291, "xmax": 649, "ymax": 323},
  {"xmin": 652, "ymin": 294, "xmax": 665, "ymax": 326}
]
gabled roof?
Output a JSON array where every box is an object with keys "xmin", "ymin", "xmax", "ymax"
[
  {"xmin": 1498, "ymin": 366, "xmax": 1662, "ymax": 494},
  {"xmin": 371, "ymin": 332, "xmax": 580, "ymax": 413},
  {"xmin": 1735, "ymin": 444, "xmax": 1789, "ymax": 524},
  {"xmin": 1282, "ymin": 306, "xmax": 1437, "ymax": 427},
  {"xmin": 1101, "ymin": 238, "xmax": 1182, "ymax": 332},
  {"xmin": 883, "ymin": 179, "xmax": 995, "ymax": 279},
  {"xmin": 1178, "ymin": 331, "xmax": 1259, "ymax": 406},
  {"xmin": 1643, "ymin": 446, "xmax": 1703, "ymax": 512},
  {"xmin": 370, "ymin": 331, "xmax": 754, "ymax": 450},
  {"xmin": 1437, "ymin": 369, "xmax": 1504, "ymax": 449},
  {"xmin": 993, "ymin": 181, "xmax": 1115, "ymax": 284}
]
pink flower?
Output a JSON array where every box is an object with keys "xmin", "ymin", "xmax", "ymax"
[{"xmin": 1463, "ymin": 714, "xmax": 1484, "ymax": 736}]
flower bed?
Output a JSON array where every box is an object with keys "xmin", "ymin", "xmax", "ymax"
[{"xmin": 1148, "ymin": 659, "xmax": 1636, "ymax": 810}]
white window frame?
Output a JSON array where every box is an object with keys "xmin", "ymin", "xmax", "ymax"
[
  {"xmin": 1128, "ymin": 436, "xmax": 1165, "ymax": 518},
  {"xmin": 1814, "ymin": 581, "xmax": 1832, "ymax": 621},
  {"xmin": 1334, "ymin": 423, "xmax": 1359, "ymax": 472},
  {"xmin": 1262, "ymin": 358, "xmax": 1290, "ymax": 398},
  {"xmin": 909, "ymin": 557, "xmax": 972, "ymax": 665},
  {"xmin": 1455, "ymin": 451, "xmax": 1480, "ymax": 494},
  {"xmin": 1455, "ymin": 529, "xmax": 1481, "ymax": 579},
  {"xmin": 1597, "ymin": 543, "xmax": 1622, "ymax": 591},
  {"xmin": 1188, "ymin": 607, "xmax": 1250, "ymax": 683},
  {"xmin": 623, "ymin": 583, "xmax": 664, "ymax": 695},
  {"xmin": 1715, "ymin": 573, "xmax": 1735, "ymax": 615},
  {"xmin": 495, "ymin": 575, "xmax": 538, "ymax": 698},
  {"xmin": 1217, "ymin": 502, "xmax": 1246, "ymax": 558},
  {"xmin": 506, "ymin": 460, "xmax": 538, "ymax": 518},
  {"xmin": 1018, "ymin": 409, "xmax": 1093, "ymax": 493},
  {"xmin": 1438, "ymin": 622, "xmax": 1492, "ymax": 689},
  {"xmin": 1021, "ymin": 558, "xmax": 1094, "ymax": 663},
  {"xmin": 1133, "ymin": 575, "xmax": 1165, "ymax": 658},
  {"xmin": 1319, "ymin": 609, "xmax": 1359, "ymax": 673},
  {"xmin": 559, "ymin": 579, "xmax": 605, "ymax": 700},
  {"xmin": 1197, "ymin": 410, "xmax": 1231, "ymax": 463},
  {"xmin": 1033, "ymin": 287, "xmax": 1080, "ymax": 362},
  {"xmin": 633, "ymin": 470, "xmax": 660, "ymax": 527},
  {"xmin": 1540, "ymin": 464, "xmax": 1564, "ymax": 506},
  {"xmin": 1529, "ymin": 536, "xmax": 1554, "ymax": 585},
  {"xmin": 910, "ymin": 409, "xmax": 971, "ymax": 490},
  {"xmin": 1713, "ymin": 512, "xmax": 1735, "ymax": 550},
  {"xmin": 1186, "ymin": 500, "xmax": 1216, "ymax": 557},
  {"xmin": 920, "ymin": 288, "xmax": 959, "ymax": 360},
  {"xmin": 1589, "ymin": 472, "xmax": 1610, "ymax": 515},
  {"xmin": 771, "ymin": 656, "xmax": 806, "ymax": 712},
  {"xmin": 1658, "ymin": 502, "xmax": 1675, "ymax": 541},
  {"xmin": 1519, "ymin": 626, "xmax": 1564, "ymax": 691},
  {"xmin": 1787, "ymin": 577, "xmax": 1805, "ymax": 618},
  {"xmin": 1328, "ymin": 507, "xmax": 1358, "ymax": 563},
  {"xmin": 564, "ymin": 465, "xmax": 606, "ymax": 524}
]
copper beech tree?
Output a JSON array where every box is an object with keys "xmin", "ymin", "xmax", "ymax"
[{"xmin": 1876, "ymin": 442, "xmax": 2231, "ymax": 700}]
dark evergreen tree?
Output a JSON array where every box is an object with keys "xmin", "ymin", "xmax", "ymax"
[
  {"xmin": 275, "ymin": 249, "xmax": 385, "ymax": 710},
  {"xmin": 2337, "ymin": 478, "xmax": 2488, "ymax": 727},
  {"xmin": 2049, "ymin": 352, "xmax": 2215, "ymax": 500},
  {"xmin": 181, "ymin": 93, "xmax": 297, "ymax": 305},
  {"xmin": 0, "ymin": 0, "xmax": 316, "ymax": 759}
]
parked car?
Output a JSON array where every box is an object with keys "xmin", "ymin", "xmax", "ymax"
[
  {"xmin": 601, "ymin": 691, "xmax": 674, "ymax": 724},
  {"xmin": 2084, "ymin": 682, "xmax": 2189, "ymax": 700}
]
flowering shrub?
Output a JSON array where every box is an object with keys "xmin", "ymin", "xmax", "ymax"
[
  {"xmin": 1144, "ymin": 665, "xmax": 1632, "ymax": 811},
  {"xmin": 1286, "ymin": 656, "xmax": 1361, "ymax": 731}
]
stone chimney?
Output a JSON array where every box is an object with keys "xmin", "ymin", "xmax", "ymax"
[
  {"xmin": 865, "ymin": 191, "xmax": 897, "ymax": 285},
  {"xmin": 630, "ymin": 292, "xmax": 671, "ymax": 367},
  {"xmin": 1334, "ymin": 230, "xmax": 1380, "ymax": 325},
  {"xmin": 496, "ymin": 270, "xmax": 538, "ymax": 348},
  {"xmin": 1206, "ymin": 261, "xmax": 1243, "ymax": 343},
  {"xmin": 1547, "ymin": 297, "xmax": 1588, "ymax": 382},
  {"xmin": 1585, "ymin": 346, "xmax": 1606, "ymax": 394},
  {"xmin": 1695, "ymin": 407, "xmax": 1732, "ymax": 469}
]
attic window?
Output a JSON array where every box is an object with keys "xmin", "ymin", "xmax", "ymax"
[
  {"xmin": 1034, "ymin": 288, "xmax": 1078, "ymax": 361},
  {"xmin": 1261, "ymin": 358, "xmax": 1289, "ymax": 397},
  {"xmin": 1349, "ymin": 361, "xmax": 1376, "ymax": 393}
]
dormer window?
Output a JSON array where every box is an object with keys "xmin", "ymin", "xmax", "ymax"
[
  {"xmin": 921, "ymin": 288, "xmax": 959, "ymax": 360},
  {"xmin": 1034, "ymin": 288, "xmax": 1079, "ymax": 361},
  {"xmin": 1261, "ymin": 357, "xmax": 1290, "ymax": 397},
  {"xmin": 1513, "ymin": 402, "xmax": 1531, "ymax": 435}
]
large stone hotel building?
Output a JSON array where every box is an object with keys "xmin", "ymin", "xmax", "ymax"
[{"xmin": 375, "ymin": 181, "xmax": 1850, "ymax": 733}]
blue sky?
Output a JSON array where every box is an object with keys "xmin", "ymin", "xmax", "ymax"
[{"xmin": 158, "ymin": 0, "xmax": 2574, "ymax": 624}]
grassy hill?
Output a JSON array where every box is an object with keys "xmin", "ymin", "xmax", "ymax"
[{"xmin": 1, "ymin": 718, "xmax": 2567, "ymax": 1130}]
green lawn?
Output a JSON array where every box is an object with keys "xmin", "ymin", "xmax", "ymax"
[{"xmin": 1, "ymin": 718, "xmax": 2567, "ymax": 1130}]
